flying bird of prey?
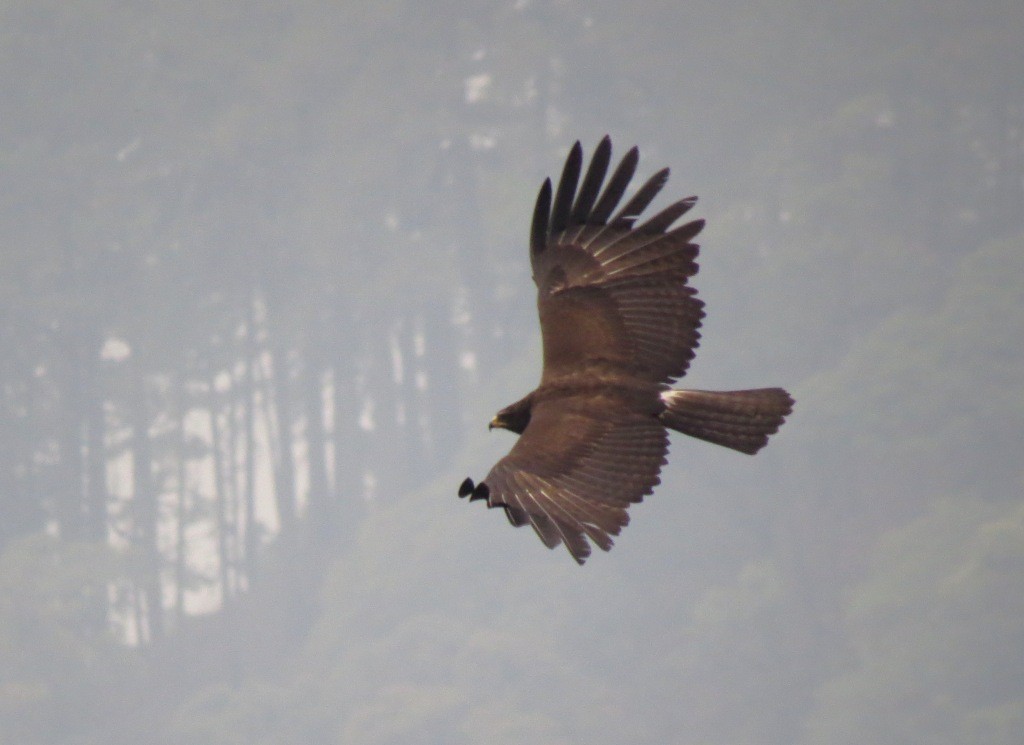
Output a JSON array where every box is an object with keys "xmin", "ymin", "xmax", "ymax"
[{"xmin": 458, "ymin": 137, "xmax": 793, "ymax": 564}]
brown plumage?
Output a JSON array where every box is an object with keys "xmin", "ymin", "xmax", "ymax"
[{"xmin": 458, "ymin": 137, "xmax": 793, "ymax": 564}]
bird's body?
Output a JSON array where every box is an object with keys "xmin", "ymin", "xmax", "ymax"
[{"xmin": 460, "ymin": 137, "xmax": 793, "ymax": 564}]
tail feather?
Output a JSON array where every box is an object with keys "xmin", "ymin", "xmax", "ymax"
[{"xmin": 659, "ymin": 388, "xmax": 794, "ymax": 455}]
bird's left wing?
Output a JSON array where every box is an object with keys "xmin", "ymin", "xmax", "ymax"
[{"xmin": 460, "ymin": 394, "xmax": 669, "ymax": 564}]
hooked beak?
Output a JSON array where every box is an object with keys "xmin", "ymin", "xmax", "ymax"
[{"xmin": 489, "ymin": 416, "xmax": 501, "ymax": 431}]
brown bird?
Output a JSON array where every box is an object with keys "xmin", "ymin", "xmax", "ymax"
[{"xmin": 459, "ymin": 137, "xmax": 793, "ymax": 564}]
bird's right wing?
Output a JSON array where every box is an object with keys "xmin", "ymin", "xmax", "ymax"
[
  {"xmin": 467, "ymin": 395, "xmax": 669, "ymax": 564},
  {"xmin": 530, "ymin": 137, "xmax": 706, "ymax": 386}
]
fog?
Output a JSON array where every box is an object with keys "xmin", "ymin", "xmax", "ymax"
[{"xmin": 2, "ymin": 1, "xmax": 1022, "ymax": 743}]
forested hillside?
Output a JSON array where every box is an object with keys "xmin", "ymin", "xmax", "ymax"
[{"xmin": 1, "ymin": 1, "xmax": 1022, "ymax": 743}]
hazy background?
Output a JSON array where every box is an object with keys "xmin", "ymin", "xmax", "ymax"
[{"xmin": 2, "ymin": 1, "xmax": 1022, "ymax": 743}]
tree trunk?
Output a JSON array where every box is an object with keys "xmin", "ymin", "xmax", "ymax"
[
  {"xmin": 83, "ymin": 343, "xmax": 109, "ymax": 544},
  {"xmin": 267, "ymin": 344, "xmax": 298, "ymax": 540},
  {"xmin": 240, "ymin": 299, "xmax": 259, "ymax": 584},
  {"xmin": 172, "ymin": 373, "xmax": 189, "ymax": 626},
  {"xmin": 130, "ymin": 363, "xmax": 163, "ymax": 644},
  {"xmin": 209, "ymin": 378, "xmax": 235, "ymax": 605},
  {"xmin": 54, "ymin": 329, "xmax": 87, "ymax": 540},
  {"xmin": 303, "ymin": 354, "xmax": 333, "ymax": 546}
]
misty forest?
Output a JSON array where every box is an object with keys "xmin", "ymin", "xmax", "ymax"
[{"xmin": 2, "ymin": 1, "xmax": 1023, "ymax": 743}]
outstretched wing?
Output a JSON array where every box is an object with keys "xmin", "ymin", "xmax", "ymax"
[
  {"xmin": 476, "ymin": 394, "xmax": 669, "ymax": 564},
  {"xmin": 531, "ymin": 137, "xmax": 706, "ymax": 385}
]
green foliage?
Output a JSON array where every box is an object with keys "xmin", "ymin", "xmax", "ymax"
[
  {"xmin": 0, "ymin": 535, "xmax": 125, "ymax": 744},
  {"xmin": 165, "ymin": 683, "xmax": 294, "ymax": 745},
  {"xmin": 802, "ymin": 497, "xmax": 1024, "ymax": 745}
]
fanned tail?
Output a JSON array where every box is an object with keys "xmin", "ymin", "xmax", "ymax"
[{"xmin": 659, "ymin": 388, "xmax": 794, "ymax": 455}]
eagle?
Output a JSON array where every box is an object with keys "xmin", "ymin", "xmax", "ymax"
[{"xmin": 458, "ymin": 137, "xmax": 793, "ymax": 564}]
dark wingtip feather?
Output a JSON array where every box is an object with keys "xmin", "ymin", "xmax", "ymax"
[
  {"xmin": 530, "ymin": 178, "xmax": 552, "ymax": 253},
  {"xmin": 637, "ymin": 195, "xmax": 698, "ymax": 234},
  {"xmin": 571, "ymin": 136, "xmax": 613, "ymax": 223},
  {"xmin": 669, "ymin": 218, "xmax": 705, "ymax": 243},
  {"xmin": 469, "ymin": 482, "xmax": 490, "ymax": 502},
  {"xmin": 611, "ymin": 167, "xmax": 670, "ymax": 228},
  {"xmin": 550, "ymin": 141, "xmax": 583, "ymax": 234},
  {"xmin": 590, "ymin": 146, "xmax": 639, "ymax": 224},
  {"xmin": 503, "ymin": 503, "xmax": 530, "ymax": 527}
]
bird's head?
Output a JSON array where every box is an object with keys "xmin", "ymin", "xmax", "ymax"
[{"xmin": 490, "ymin": 395, "xmax": 533, "ymax": 434}]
